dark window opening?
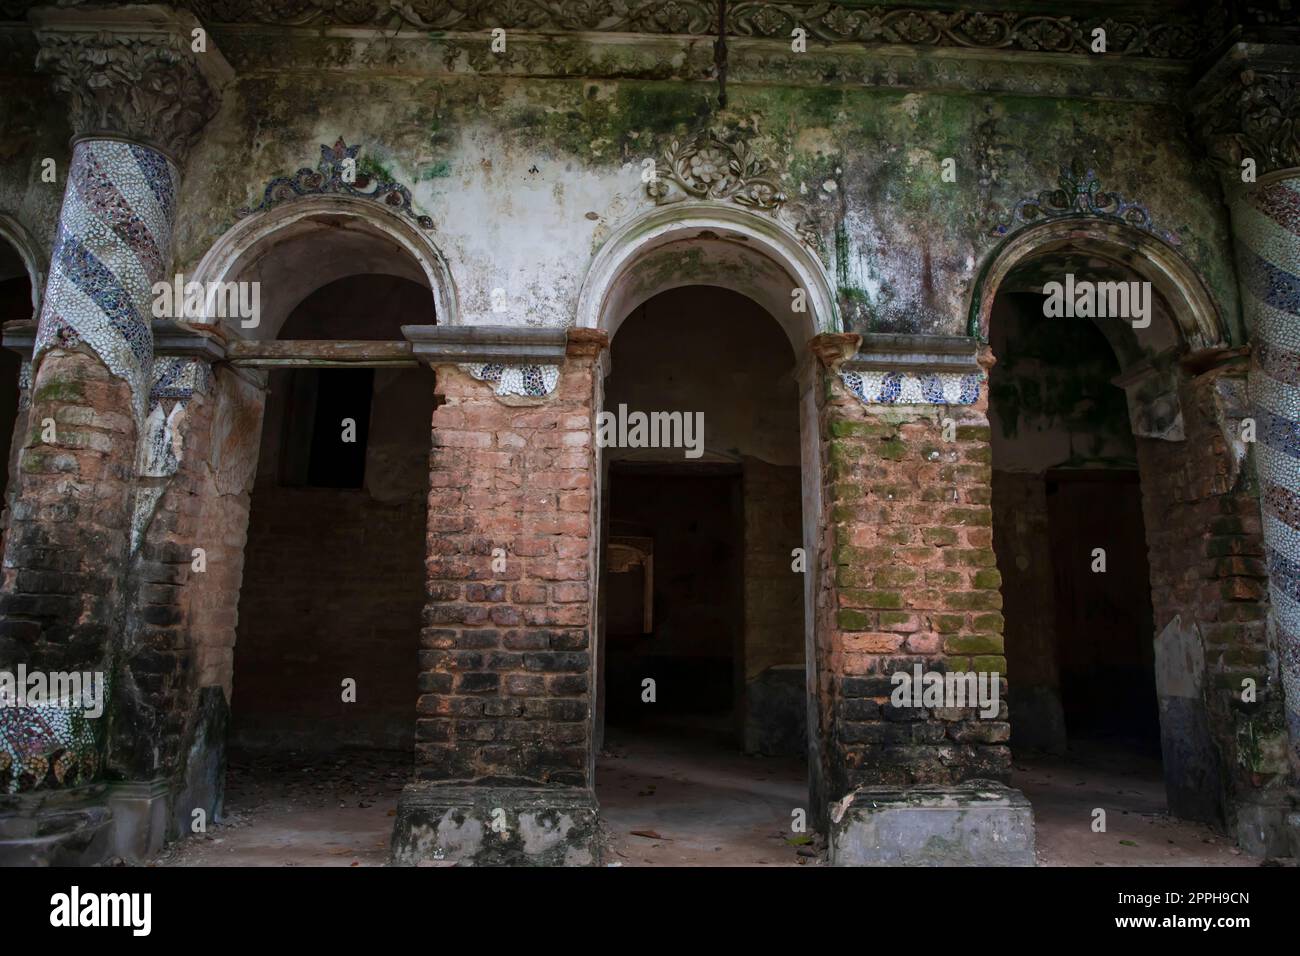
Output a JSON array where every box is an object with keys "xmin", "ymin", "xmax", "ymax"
[{"xmin": 279, "ymin": 368, "xmax": 374, "ymax": 489}]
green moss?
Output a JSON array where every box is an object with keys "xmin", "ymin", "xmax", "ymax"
[
  {"xmin": 356, "ymin": 154, "xmax": 397, "ymax": 185},
  {"xmin": 879, "ymin": 438, "xmax": 908, "ymax": 461},
  {"xmin": 418, "ymin": 159, "xmax": 452, "ymax": 180},
  {"xmin": 34, "ymin": 379, "xmax": 85, "ymax": 403},
  {"xmin": 504, "ymin": 81, "xmax": 712, "ymax": 164},
  {"xmin": 945, "ymin": 634, "xmax": 1005, "ymax": 655},
  {"xmin": 830, "ymin": 419, "xmax": 892, "ymax": 439},
  {"xmin": 838, "ymin": 608, "xmax": 874, "ymax": 630}
]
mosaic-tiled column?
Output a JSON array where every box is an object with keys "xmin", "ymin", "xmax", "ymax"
[
  {"xmin": 35, "ymin": 139, "xmax": 178, "ymax": 427},
  {"xmin": 1236, "ymin": 175, "xmax": 1300, "ymax": 768},
  {"xmin": 1195, "ymin": 63, "xmax": 1300, "ymax": 798},
  {"xmin": 0, "ymin": 8, "xmax": 226, "ymax": 796}
]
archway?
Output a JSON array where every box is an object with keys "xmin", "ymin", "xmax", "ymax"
[
  {"xmin": 181, "ymin": 205, "xmax": 447, "ymax": 864},
  {"xmin": 975, "ymin": 220, "xmax": 1249, "ymax": 860},
  {"xmin": 579, "ymin": 204, "xmax": 834, "ymax": 863}
]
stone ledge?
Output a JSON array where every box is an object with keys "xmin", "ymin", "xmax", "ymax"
[
  {"xmin": 845, "ymin": 333, "xmax": 983, "ymax": 374},
  {"xmin": 401, "ymin": 325, "xmax": 569, "ymax": 366},
  {"xmin": 2, "ymin": 318, "xmax": 228, "ymax": 364},
  {"xmin": 829, "ymin": 783, "xmax": 1036, "ymax": 866},
  {"xmin": 391, "ymin": 783, "xmax": 601, "ymax": 867}
]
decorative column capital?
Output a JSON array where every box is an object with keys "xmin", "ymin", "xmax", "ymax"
[
  {"xmin": 30, "ymin": 3, "xmax": 232, "ymax": 164},
  {"xmin": 808, "ymin": 333, "xmax": 861, "ymax": 371},
  {"xmin": 1191, "ymin": 46, "xmax": 1300, "ymax": 183},
  {"xmin": 565, "ymin": 327, "xmax": 609, "ymax": 359}
]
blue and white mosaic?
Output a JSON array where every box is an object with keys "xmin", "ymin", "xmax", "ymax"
[
  {"xmin": 33, "ymin": 138, "xmax": 179, "ymax": 427},
  {"xmin": 141, "ymin": 358, "xmax": 209, "ymax": 479},
  {"xmin": 1240, "ymin": 175, "xmax": 1300, "ymax": 740},
  {"xmin": 134, "ymin": 358, "xmax": 211, "ymax": 551},
  {"xmin": 840, "ymin": 369, "xmax": 983, "ymax": 406},
  {"xmin": 17, "ymin": 360, "xmax": 31, "ymax": 411},
  {"xmin": 465, "ymin": 362, "xmax": 559, "ymax": 398}
]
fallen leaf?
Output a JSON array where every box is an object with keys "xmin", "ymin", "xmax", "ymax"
[{"xmin": 631, "ymin": 829, "xmax": 670, "ymax": 841}]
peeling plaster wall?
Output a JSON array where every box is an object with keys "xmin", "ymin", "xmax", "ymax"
[{"xmin": 155, "ymin": 76, "xmax": 1237, "ymax": 343}]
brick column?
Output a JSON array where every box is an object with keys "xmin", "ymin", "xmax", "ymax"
[
  {"xmin": 1194, "ymin": 55, "xmax": 1300, "ymax": 854},
  {"xmin": 0, "ymin": 6, "xmax": 224, "ymax": 811},
  {"xmin": 815, "ymin": 333, "xmax": 1035, "ymax": 866},
  {"xmin": 392, "ymin": 325, "xmax": 606, "ymax": 866}
]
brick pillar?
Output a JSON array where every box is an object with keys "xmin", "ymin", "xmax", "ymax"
[
  {"xmin": 1131, "ymin": 358, "xmax": 1279, "ymax": 841},
  {"xmin": 0, "ymin": 8, "xmax": 224, "ymax": 810},
  {"xmin": 816, "ymin": 333, "xmax": 1034, "ymax": 866},
  {"xmin": 392, "ymin": 326, "xmax": 606, "ymax": 865}
]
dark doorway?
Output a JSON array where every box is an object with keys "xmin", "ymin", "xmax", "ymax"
[
  {"xmin": 594, "ymin": 285, "xmax": 810, "ymax": 865},
  {"xmin": 1045, "ymin": 470, "xmax": 1159, "ymax": 751},
  {"xmin": 604, "ymin": 465, "xmax": 744, "ymax": 738},
  {"xmin": 230, "ymin": 275, "xmax": 433, "ymax": 756}
]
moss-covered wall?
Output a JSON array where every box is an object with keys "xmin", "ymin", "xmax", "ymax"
[{"xmin": 2, "ymin": 55, "xmax": 1238, "ymax": 346}]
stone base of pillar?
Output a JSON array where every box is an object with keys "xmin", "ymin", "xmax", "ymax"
[
  {"xmin": 829, "ymin": 783, "xmax": 1036, "ymax": 866},
  {"xmin": 0, "ymin": 784, "xmax": 115, "ymax": 866},
  {"xmin": 1287, "ymin": 810, "xmax": 1300, "ymax": 859},
  {"xmin": 1233, "ymin": 792, "xmax": 1298, "ymax": 858},
  {"xmin": 390, "ymin": 783, "xmax": 602, "ymax": 866},
  {"xmin": 106, "ymin": 779, "xmax": 172, "ymax": 862}
]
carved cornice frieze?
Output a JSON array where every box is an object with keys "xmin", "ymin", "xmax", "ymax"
[
  {"xmin": 6, "ymin": 2, "xmax": 1212, "ymax": 61},
  {"xmin": 29, "ymin": 5, "xmax": 232, "ymax": 161},
  {"xmin": 1195, "ymin": 65, "xmax": 1300, "ymax": 180}
]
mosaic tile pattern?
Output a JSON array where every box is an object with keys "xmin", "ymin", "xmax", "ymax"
[
  {"xmin": 142, "ymin": 359, "xmax": 209, "ymax": 479},
  {"xmin": 34, "ymin": 139, "xmax": 179, "ymax": 427},
  {"xmin": 135, "ymin": 358, "xmax": 212, "ymax": 551},
  {"xmin": 840, "ymin": 369, "xmax": 983, "ymax": 406},
  {"xmin": 0, "ymin": 684, "xmax": 102, "ymax": 794},
  {"xmin": 1240, "ymin": 175, "xmax": 1300, "ymax": 746},
  {"xmin": 17, "ymin": 359, "xmax": 31, "ymax": 412},
  {"xmin": 464, "ymin": 362, "xmax": 560, "ymax": 397}
]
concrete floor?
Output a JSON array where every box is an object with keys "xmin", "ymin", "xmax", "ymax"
[
  {"xmin": 597, "ymin": 727, "xmax": 815, "ymax": 866},
  {"xmin": 152, "ymin": 734, "xmax": 1263, "ymax": 867},
  {"xmin": 1012, "ymin": 740, "xmax": 1256, "ymax": 867},
  {"xmin": 153, "ymin": 750, "xmax": 405, "ymax": 867}
]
